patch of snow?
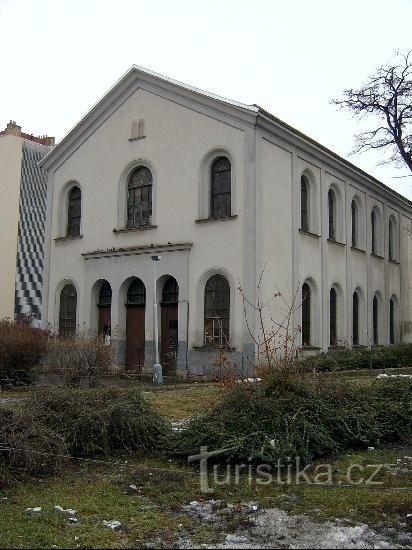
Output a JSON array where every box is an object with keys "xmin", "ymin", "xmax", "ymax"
[
  {"xmin": 25, "ymin": 507, "xmax": 42, "ymax": 513},
  {"xmin": 54, "ymin": 505, "xmax": 76, "ymax": 515},
  {"xmin": 102, "ymin": 519, "xmax": 122, "ymax": 530},
  {"xmin": 236, "ymin": 378, "xmax": 262, "ymax": 384},
  {"xmin": 376, "ymin": 373, "xmax": 412, "ymax": 379}
]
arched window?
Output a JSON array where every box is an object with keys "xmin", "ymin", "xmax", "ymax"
[
  {"xmin": 127, "ymin": 166, "xmax": 152, "ymax": 229},
  {"xmin": 353, "ymin": 291, "xmax": 359, "ymax": 346},
  {"xmin": 59, "ymin": 284, "xmax": 77, "ymax": 336},
  {"xmin": 162, "ymin": 277, "xmax": 179, "ymax": 304},
  {"xmin": 330, "ymin": 287, "xmax": 337, "ymax": 346},
  {"xmin": 127, "ymin": 279, "xmax": 146, "ymax": 305},
  {"xmin": 98, "ymin": 281, "xmax": 112, "ymax": 307},
  {"xmin": 301, "ymin": 283, "xmax": 311, "ymax": 346},
  {"xmin": 389, "ymin": 217, "xmax": 396, "ymax": 260},
  {"xmin": 328, "ymin": 189, "xmax": 336, "ymax": 240},
  {"xmin": 351, "ymin": 200, "xmax": 357, "ymax": 248},
  {"xmin": 371, "ymin": 209, "xmax": 382, "ymax": 256},
  {"xmin": 373, "ymin": 294, "xmax": 379, "ymax": 345},
  {"xmin": 210, "ymin": 157, "xmax": 231, "ymax": 219},
  {"xmin": 300, "ymin": 176, "xmax": 309, "ymax": 232},
  {"xmin": 67, "ymin": 186, "xmax": 81, "ymax": 237},
  {"xmin": 204, "ymin": 274, "xmax": 230, "ymax": 346},
  {"xmin": 389, "ymin": 297, "xmax": 395, "ymax": 344}
]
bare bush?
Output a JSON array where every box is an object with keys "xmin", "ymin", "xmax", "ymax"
[
  {"xmin": 0, "ymin": 319, "xmax": 48, "ymax": 388},
  {"xmin": 0, "ymin": 407, "xmax": 66, "ymax": 478},
  {"xmin": 47, "ymin": 332, "xmax": 113, "ymax": 387},
  {"xmin": 238, "ymin": 268, "xmax": 302, "ymax": 385}
]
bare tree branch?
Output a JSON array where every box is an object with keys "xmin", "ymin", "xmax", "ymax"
[{"xmin": 332, "ymin": 50, "xmax": 412, "ymax": 172}]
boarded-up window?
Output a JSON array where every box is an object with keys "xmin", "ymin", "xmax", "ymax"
[
  {"xmin": 330, "ymin": 287, "xmax": 337, "ymax": 346},
  {"xmin": 59, "ymin": 284, "xmax": 77, "ymax": 336},
  {"xmin": 204, "ymin": 274, "xmax": 230, "ymax": 346}
]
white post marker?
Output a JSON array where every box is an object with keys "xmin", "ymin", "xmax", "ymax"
[{"xmin": 152, "ymin": 255, "xmax": 163, "ymax": 384}]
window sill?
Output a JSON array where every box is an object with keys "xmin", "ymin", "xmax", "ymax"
[
  {"xmin": 299, "ymin": 229, "xmax": 321, "ymax": 239},
  {"xmin": 389, "ymin": 258, "xmax": 400, "ymax": 265},
  {"xmin": 192, "ymin": 345, "xmax": 236, "ymax": 351},
  {"xmin": 113, "ymin": 225, "xmax": 157, "ymax": 234},
  {"xmin": 195, "ymin": 215, "xmax": 238, "ymax": 224},
  {"xmin": 351, "ymin": 246, "xmax": 365, "ymax": 254},
  {"xmin": 299, "ymin": 346, "xmax": 321, "ymax": 351},
  {"xmin": 371, "ymin": 252, "xmax": 384, "ymax": 260},
  {"xmin": 54, "ymin": 235, "xmax": 83, "ymax": 242},
  {"xmin": 327, "ymin": 238, "xmax": 346, "ymax": 247}
]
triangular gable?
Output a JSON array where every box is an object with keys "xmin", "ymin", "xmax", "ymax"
[{"xmin": 39, "ymin": 65, "xmax": 259, "ymax": 171}]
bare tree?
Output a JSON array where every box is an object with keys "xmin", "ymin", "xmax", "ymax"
[{"xmin": 332, "ymin": 51, "xmax": 412, "ymax": 172}]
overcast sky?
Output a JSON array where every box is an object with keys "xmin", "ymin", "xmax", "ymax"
[{"xmin": 1, "ymin": 0, "xmax": 411, "ymax": 198}]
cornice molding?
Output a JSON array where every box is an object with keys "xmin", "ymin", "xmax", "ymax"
[{"xmin": 82, "ymin": 241, "xmax": 192, "ymax": 260}]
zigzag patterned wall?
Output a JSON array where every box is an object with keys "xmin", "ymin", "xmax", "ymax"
[{"xmin": 14, "ymin": 141, "xmax": 49, "ymax": 320}]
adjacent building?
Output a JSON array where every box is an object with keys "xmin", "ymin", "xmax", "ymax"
[
  {"xmin": 0, "ymin": 121, "xmax": 54, "ymax": 320},
  {"xmin": 39, "ymin": 67, "xmax": 412, "ymax": 376}
]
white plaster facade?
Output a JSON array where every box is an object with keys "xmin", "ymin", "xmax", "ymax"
[{"xmin": 40, "ymin": 67, "xmax": 412, "ymax": 376}]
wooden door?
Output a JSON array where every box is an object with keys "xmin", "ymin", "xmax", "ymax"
[
  {"xmin": 161, "ymin": 303, "xmax": 178, "ymax": 373},
  {"xmin": 98, "ymin": 306, "xmax": 111, "ymax": 336},
  {"xmin": 126, "ymin": 305, "xmax": 145, "ymax": 370}
]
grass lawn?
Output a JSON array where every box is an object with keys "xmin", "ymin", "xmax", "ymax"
[{"xmin": 0, "ymin": 369, "xmax": 411, "ymax": 548}]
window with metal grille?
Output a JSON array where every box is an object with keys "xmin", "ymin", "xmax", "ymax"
[
  {"xmin": 162, "ymin": 277, "xmax": 178, "ymax": 304},
  {"xmin": 204, "ymin": 274, "xmax": 230, "ymax": 346},
  {"xmin": 351, "ymin": 200, "xmax": 357, "ymax": 247},
  {"xmin": 390, "ymin": 297, "xmax": 395, "ymax": 344},
  {"xmin": 127, "ymin": 167, "xmax": 152, "ymax": 228},
  {"xmin": 371, "ymin": 210, "xmax": 377, "ymax": 255},
  {"xmin": 373, "ymin": 294, "xmax": 379, "ymax": 345},
  {"xmin": 301, "ymin": 283, "xmax": 311, "ymax": 346},
  {"xmin": 98, "ymin": 281, "xmax": 112, "ymax": 307},
  {"xmin": 328, "ymin": 189, "xmax": 336, "ymax": 240},
  {"xmin": 67, "ymin": 187, "xmax": 81, "ymax": 237},
  {"xmin": 59, "ymin": 284, "xmax": 77, "ymax": 336},
  {"xmin": 210, "ymin": 157, "xmax": 231, "ymax": 219},
  {"xmin": 352, "ymin": 291, "xmax": 359, "ymax": 346},
  {"xmin": 330, "ymin": 287, "xmax": 337, "ymax": 346},
  {"xmin": 300, "ymin": 176, "xmax": 309, "ymax": 231},
  {"xmin": 389, "ymin": 218, "xmax": 395, "ymax": 260},
  {"xmin": 127, "ymin": 279, "xmax": 146, "ymax": 305}
]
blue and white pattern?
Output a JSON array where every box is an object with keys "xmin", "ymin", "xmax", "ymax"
[{"xmin": 14, "ymin": 141, "xmax": 50, "ymax": 320}]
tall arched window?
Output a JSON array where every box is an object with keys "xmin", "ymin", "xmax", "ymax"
[
  {"xmin": 351, "ymin": 200, "xmax": 357, "ymax": 248},
  {"xmin": 210, "ymin": 157, "xmax": 231, "ymax": 219},
  {"xmin": 300, "ymin": 176, "xmax": 309, "ymax": 232},
  {"xmin": 389, "ymin": 218, "xmax": 396, "ymax": 260},
  {"xmin": 389, "ymin": 297, "xmax": 395, "ymax": 344},
  {"xmin": 204, "ymin": 274, "xmax": 230, "ymax": 346},
  {"xmin": 328, "ymin": 189, "xmax": 336, "ymax": 240},
  {"xmin": 67, "ymin": 187, "xmax": 81, "ymax": 237},
  {"xmin": 371, "ymin": 210, "xmax": 377, "ymax": 255},
  {"xmin": 373, "ymin": 294, "xmax": 379, "ymax": 345},
  {"xmin": 352, "ymin": 291, "xmax": 359, "ymax": 346},
  {"xmin": 301, "ymin": 283, "xmax": 311, "ymax": 346},
  {"xmin": 59, "ymin": 284, "xmax": 77, "ymax": 336},
  {"xmin": 330, "ymin": 287, "xmax": 337, "ymax": 346},
  {"xmin": 127, "ymin": 166, "xmax": 152, "ymax": 228}
]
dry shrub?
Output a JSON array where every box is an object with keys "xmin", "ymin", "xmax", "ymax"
[
  {"xmin": 0, "ymin": 319, "xmax": 48, "ymax": 388},
  {"xmin": 0, "ymin": 407, "xmax": 66, "ymax": 478},
  {"xmin": 47, "ymin": 332, "xmax": 113, "ymax": 387},
  {"xmin": 30, "ymin": 386, "xmax": 171, "ymax": 457},
  {"xmin": 177, "ymin": 374, "xmax": 412, "ymax": 465}
]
